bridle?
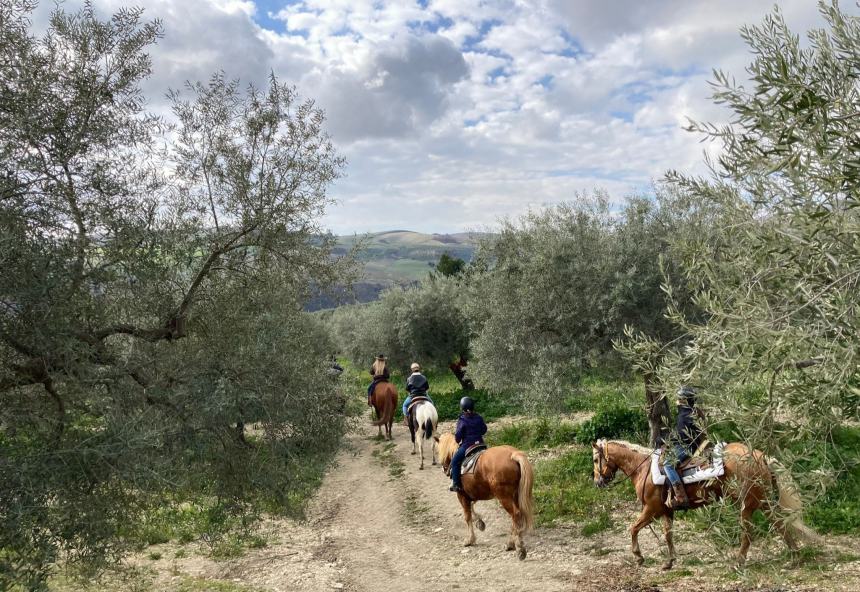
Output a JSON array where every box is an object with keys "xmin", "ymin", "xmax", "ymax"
[{"xmin": 595, "ymin": 441, "xmax": 650, "ymax": 490}]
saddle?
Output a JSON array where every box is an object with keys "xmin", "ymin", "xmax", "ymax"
[
  {"xmin": 406, "ymin": 395, "xmax": 430, "ymax": 418},
  {"xmin": 650, "ymin": 442, "xmax": 726, "ymax": 486},
  {"xmin": 460, "ymin": 443, "xmax": 487, "ymax": 475}
]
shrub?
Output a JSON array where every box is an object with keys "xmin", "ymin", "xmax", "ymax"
[{"xmin": 574, "ymin": 405, "xmax": 648, "ymax": 445}]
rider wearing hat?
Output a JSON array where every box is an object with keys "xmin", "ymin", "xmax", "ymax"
[
  {"xmin": 663, "ymin": 386, "xmax": 704, "ymax": 510},
  {"xmin": 367, "ymin": 354, "xmax": 390, "ymax": 406},
  {"xmin": 449, "ymin": 396, "xmax": 487, "ymax": 493},
  {"xmin": 402, "ymin": 362, "xmax": 433, "ymax": 424}
]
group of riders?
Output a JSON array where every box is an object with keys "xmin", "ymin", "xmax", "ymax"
[
  {"xmin": 366, "ymin": 353, "xmax": 701, "ymax": 508},
  {"xmin": 367, "ymin": 354, "xmax": 486, "ymax": 492}
]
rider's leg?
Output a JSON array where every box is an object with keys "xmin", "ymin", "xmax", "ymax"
[
  {"xmin": 402, "ymin": 395, "xmax": 412, "ymax": 422},
  {"xmin": 664, "ymin": 446, "xmax": 690, "ymax": 509},
  {"xmin": 449, "ymin": 445, "xmax": 467, "ymax": 491},
  {"xmin": 367, "ymin": 380, "xmax": 377, "ymax": 406}
]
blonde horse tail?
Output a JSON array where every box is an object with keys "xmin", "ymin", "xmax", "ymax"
[
  {"xmin": 513, "ymin": 451, "xmax": 535, "ymax": 534},
  {"xmin": 766, "ymin": 458, "xmax": 822, "ymax": 545}
]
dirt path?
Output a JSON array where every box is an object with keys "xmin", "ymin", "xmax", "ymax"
[
  {"xmin": 280, "ymin": 419, "xmax": 585, "ymax": 592},
  {"xmin": 126, "ymin": 418, "xmax": 860, "ymax": 592}
]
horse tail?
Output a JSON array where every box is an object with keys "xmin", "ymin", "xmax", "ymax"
[
  {"xmin": 423, "ymin": 417, "xmax": 434, "ymax": 440},
  {"xmin": 513, "ymin": 451, "xmax": 535, "ymax": 534},
  {"xmin": 371, "ymin": 384, "xmax": 395, "ymax": 426},
  {"xmin": 766, "ymin": 457, "xmax": 822, "ymax": 545}
]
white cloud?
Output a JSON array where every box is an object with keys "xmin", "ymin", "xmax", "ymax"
[{"xmin": 42, "ymin": 0, "xmax": 859, "ymax": 233}]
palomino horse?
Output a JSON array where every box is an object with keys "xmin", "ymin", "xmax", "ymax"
[
  {"xmin": 370, "ymin": 382, "xmax": 397, "ymax": 440},
  {"xmin": 592, "ymin": 439, "xmax": 820, "ymax": 570},
  {"xmin": 407, "ymin": 399, "xmax": 438, "ymax": 470},
  {"xmin": 436, "ymin": 433, "xmax": 535, "ymax": 559}
]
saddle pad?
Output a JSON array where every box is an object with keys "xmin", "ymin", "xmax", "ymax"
[
  {"xmin": 460, "ymin": 448, "xmax": 487, "ymax": 475},
  {"xmin": 650, "ymin": 442, "xmax": 726, "ymax": 486},
  {"xmin": 406, "ymin": 397, "xmax": 430, "ymax": 416}
]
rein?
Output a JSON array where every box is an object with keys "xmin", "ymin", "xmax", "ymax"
[{"xmin": 598, "ymin": 443, "xmax": 651, "ymax": 490}]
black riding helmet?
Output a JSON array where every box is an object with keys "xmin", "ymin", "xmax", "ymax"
[
  {"xmin": 459, "ymin": 396, "xmax": 475, "ymax": 412},
  {"xmin": 676, "ymin": 385, "xmax": 697, "ymax": 406}
]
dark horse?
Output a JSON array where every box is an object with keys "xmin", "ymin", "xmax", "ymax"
[
  {"xmin": 370, "ymin": 382, "xmax": 397, "ymax": 440},
  {"xmin": 437, "ymin": 433, "xmax": 535, "ymax": 559},
  {"xmin": 593, "ymin": 439, "xmax": 820, "ymax": 569}
]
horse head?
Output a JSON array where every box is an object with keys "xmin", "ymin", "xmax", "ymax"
[
  {"xmin": 436, "ymin": 432, "xmax": 456, "ymax": 475},
  {"xmin": 592, "ymin": 439, "xmax": 619, "ymax": 488}
]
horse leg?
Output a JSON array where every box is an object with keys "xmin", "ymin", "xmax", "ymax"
[
  {"xmin": 473, "ymin": 506, "xmax": 485, "ymax": 532},
  {"xmin": 458, "ymin": 494, "xmax": 476, "ymax": 546},
  {"xmin": 737, "ymin": 503, "xmax": 755, "ymax": 565},
  {"xmin": 418, "ymin": 434, "xmax": 425, "ymax": 470},
  {"xmin": 631, "ymin": 508, "xmax": 655, "ymax": 566},
  {"xmin": 661, "ymin": 513, "xmax": 675, "ymax": 571},
  {"xmin": 410, "ymin": 419, "xmax": 416, "ymax": 455},
  {"xmin": 431, "ymin": 434, "xmax": 437, "ymax": 465},
  {"xmin": 499, "ymin": 496, "xmax": 526, "ymax": 560}
]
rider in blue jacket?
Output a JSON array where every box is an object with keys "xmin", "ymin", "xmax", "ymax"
[
  {"xmin": 663, "ymin": 386, "xmax": 703, "ymax": 510},
  {"xmin": 449, "ymin": 396, "xmax": 487, "ymax": 492}
]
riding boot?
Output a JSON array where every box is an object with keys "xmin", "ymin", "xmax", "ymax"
[{"xmin": 668, "ymin": 483, "xmax": 690, "ymax": 510}]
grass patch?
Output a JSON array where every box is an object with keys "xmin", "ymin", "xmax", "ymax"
[
  {"xmin": 487, "ymin": 405, "xmax": 647, "ymax": 451},
  {"xmin": 488, "ymin": 418, "xmax": 579, "ymax": 450},
  {"xmin": 533, "ymin": 447, "xmax": 634, "ymax": 526},
  {"xmin": 372, "ymin": 441, "xmax": 405, "ymax": 479},
  {"xmin": 174, "ymin": 577, "xmax": 264, "ymax": 592},
  {"xmin": 581, "ymin": 511, "xmax": 612, "ymax": 536}
]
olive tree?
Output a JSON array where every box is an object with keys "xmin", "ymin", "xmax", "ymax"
[
  {"xmin": 465, "ymin": 193, "xmax": 687, "ymax": 412},
  {"xmin": 646, "ymin": 1, "xmax": 860, "ymax": 493},
  {"xmin": 0, "ymin": 2, "xmax": 352, "ymax": 586},
  {"xmin": 329, "ymin": 277, "xmax": 472, "ymax": 384}
]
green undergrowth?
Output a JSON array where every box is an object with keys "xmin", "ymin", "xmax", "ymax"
[
  {"xmin": 488, "ymin": 405, "xmax": 648, "ymax": 451},
  {"xmin": 532, "ymin": 447, "xmax": 634, "ymax": 531},
  {"xmin": 803, "ymin": 427, "xmax": 860, "ymax": 534}
]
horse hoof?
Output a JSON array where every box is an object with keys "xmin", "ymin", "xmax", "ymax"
[
  {"xmin": 411, "ymin": 451, "xmax": 416, "ymax": 455},
  {"xmin": 636, "ymin": 557, "xmax": 645, "ymax": 567},
  {"xmin": 476, "ymin": 520, "xmax": 485, "ymax": 532},
  {"xmin": 661, "ymin": 561, "xmax": 674, "ymax": 571},
  {"xmin": 464, "ymin": 540, "xmax": 474, "ymax": 547},
  {"xmin": 518, "ymin": 548, "xmax": 527, "ymax": 561},
  {"xmin": 419, "ymin": 465, "xmax": 423, "ymax": 470},
  {"xmin": 505, "ymin": 543, "xmax": 515, "ymax": 551}
]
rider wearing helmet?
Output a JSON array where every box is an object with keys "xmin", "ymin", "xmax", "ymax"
[
  {"xmin": 449, "ymin": 396, "xmax": 487, "ymax": 492},
  {"xmin": 662, "ymin": 386, "xmax": 704, "ymax": 510},
  {"xmin": 402, "ymin": 362, "xmax": 433, "ymax": 424}
]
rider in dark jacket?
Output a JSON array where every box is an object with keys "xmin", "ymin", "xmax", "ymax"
[
  {"xmin": 449, "ymin": 396, "xmax": 487, "ymax": 492},
  {"xmin": 402, "ymin": 362, "xmax": 433, "ymax": 421},
  {"xmin": 663, "ymin": 386, "xmax": 703, "ymax": 510}
]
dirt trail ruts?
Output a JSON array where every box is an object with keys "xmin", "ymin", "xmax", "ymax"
[
  {"xmin": 298, "ymin": 420, "xmax": 586, "ymax": 592},
  {"xmin": 140, "ymin": 417, "xmax": 860, "ymax": 592}
]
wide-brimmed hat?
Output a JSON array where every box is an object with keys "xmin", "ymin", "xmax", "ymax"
[
  {"xmin": 410, "ymin": 362, "xmax": 421, "ymax": 372},
  {"xmin": 375, "ymin": 353, "xmax": 386, "ymax": 361}
]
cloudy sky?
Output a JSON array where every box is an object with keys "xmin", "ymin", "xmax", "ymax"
[{"xmin": 40, "ymin": 1, "xmax": 845, "ymax": 234}]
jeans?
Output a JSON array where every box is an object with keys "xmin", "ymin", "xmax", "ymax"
[
  {"xmin": 402, "ymin": 393, "xmax": 433, "ymax": 416},
  {"xmin": 450, "ymin": 445, "xmax": 467, "ymax": 489},
  {"xmin": 663, "ymin": 444, "xmax": 690, "ymax": 486}
]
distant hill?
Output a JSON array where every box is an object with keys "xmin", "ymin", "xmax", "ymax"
[{"xmin": 308, "ymin": 230, "xmax": 486, "ymax": 310}]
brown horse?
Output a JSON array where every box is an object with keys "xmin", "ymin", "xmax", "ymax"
[
  {"xmin": 370, "ymin": 382, "xmax": 397, "ymax": 440},
  {"xmin": 592, "ymin": 439, "xmax": 820, "ymax": 570},
  {"xmin": 436, "ymin": 433, "xmax": 535, "ymax": 559}
]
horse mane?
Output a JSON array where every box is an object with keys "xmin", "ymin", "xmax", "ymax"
[
  {"xmin": 437, "ymin": 432, "xmax": 457, "ymax": 461},
  {"xmin": 603, "ymin": 439, "xmax": 652, "ymax": 455}
]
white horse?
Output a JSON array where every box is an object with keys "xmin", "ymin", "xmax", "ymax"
[{"xmin": 408, "ymin": 400, "xmax": 438, "ymax": 470}]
